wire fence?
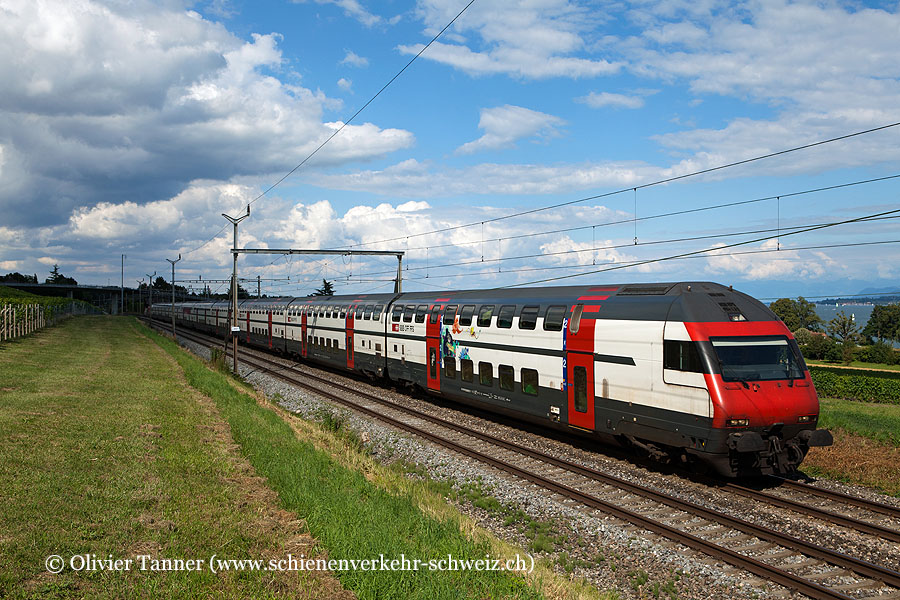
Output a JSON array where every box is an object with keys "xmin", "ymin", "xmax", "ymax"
[{"xmin": 0, "ymin": 302, "xmax": 97, "ymax": 342}]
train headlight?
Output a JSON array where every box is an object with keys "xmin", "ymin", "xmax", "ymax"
[
  {"xmin": 725, "ymin": 418, "xmax": 750, "ymax": 427},
  {"xmin": 798, "ymin": 415, "xmax": 815, "ymax": 423}
]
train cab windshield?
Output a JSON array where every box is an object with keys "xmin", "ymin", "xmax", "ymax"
[{"xmin": 710, "ymin": 336, "xmax": 805, "ymax": 382}]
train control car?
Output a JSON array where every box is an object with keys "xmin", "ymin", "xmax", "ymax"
[{"xmin": 153, "ymin": 281, "xmax": 832, "ymax": 477}]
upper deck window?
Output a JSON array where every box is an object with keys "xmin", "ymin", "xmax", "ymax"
[
  {"xmin": 443, "ymin": 305, "xmax": 458, "ymax": 326},
  {"xmin": 415, "ymin": 305, "xmax": 428, "ymax": 323},
  {"xmin": 518, "ymin": 306, "xmax": 539, "ymax": 330},
  {"xmin": 543, "ymin": 306, "xmax": 566, "ymax": 331},
  {"xmin": 497, "ymin": 305, "xmax": 515, "ymax": 329},
  {"xmin": 477, "ymin": 305, "xmax": 494, "ymax": 327},
  {"xmin": 459, "ymin": 305, "xmax": 475, "ymax": 327}
]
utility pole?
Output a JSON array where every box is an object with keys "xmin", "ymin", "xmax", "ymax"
[
  {"xmin": 146, "ymin": 271, "xmax": 156, "ymax": 311},
  {"xmin": 222, "ymin": 206, "xmax": 250, "ymax": 374},
  {"xmin": 257, "ymin": 274, "xmax": 261, "ymax": 298},
  {"xmin": 166, "ymin": 254, "xmax": 181, "ymax": 338},
  {"xmin": 121, "ymin": 254, "xmax": 126, "ymax": 314},
  {"xmin": 136, "ymin": 279, "xmax": 143, "ymax": 313}
]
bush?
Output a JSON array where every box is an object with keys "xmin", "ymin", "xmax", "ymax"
[
  {"xmin": 796, "ymin": 329, "xmax": 838, "ymax": 360},
  {"xmin": 855, "ymin": 341, "xmax": 898, "ymax": 365},
  {"xmin": 810, "ymin": 366, "xmax": 900, "ymax": 404}
]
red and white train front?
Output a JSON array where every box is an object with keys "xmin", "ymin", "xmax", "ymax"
[{"xmin": 683, "ymin": 322, "xmax": 833, "ymax": 476}]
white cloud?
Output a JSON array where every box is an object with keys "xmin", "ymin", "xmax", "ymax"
[
  {"xmin": 576, "ymin": 91, "xmax": 644, "ymax": 109},
  {"xmin": 457, "ymin": 105, "xmax": 565, "ymax": 154},
  {"xmin": 340, "ymin": 50, "xmax": 369, "ymax": 67},
  {"xmin": 0, "ymin": 0, "xmax": 413, "ymax": 227},
  {"xmin": 337, "ymin": 77, "xmax": 353, "ymax": 91},
  {"xmin": 703, "ymin": 239, "xmax": 840, "ymax": 280},
  {"xmin": 399, "ymin": 0, "xmax": 621, "ymax": 79}
]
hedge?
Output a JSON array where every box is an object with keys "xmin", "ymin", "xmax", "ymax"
[{"xmin": 809, "ymin": 366, "xmax": 900, "ymax": 404}]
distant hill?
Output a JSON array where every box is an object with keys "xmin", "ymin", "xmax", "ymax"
[{"xmin": 858, "ymin": 287, "xmax": 900, "ymax": 296}]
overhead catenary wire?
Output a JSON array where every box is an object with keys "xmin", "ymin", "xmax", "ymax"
[
  {"xmin": 504, "ymin": 207, "xmax": 900, "ymax": 287},
  {"xmin": 338, "ymin": 122, "xmax": 900, "ymax": 250}
]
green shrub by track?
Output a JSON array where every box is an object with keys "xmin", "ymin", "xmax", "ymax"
[
  {"xmin": 809, "ymin": 366, "xmax": 900, "ymax": 404},
  {"xmin": 138, "ymin": 321, "xmax": 542, "ymax": 600}
]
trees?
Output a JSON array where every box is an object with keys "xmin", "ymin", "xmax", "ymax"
[
  {"xmin": 862, "ymin": 303, "xmax": 900, "ymax": 344},
  {"xmin": 827, "ymin": 310, "xmax": 861, "ymax": 365},
  {"xmin": 45, "ymin": 264, "xmax": 77, "ymax": 285},
  {"xmin": 769, "ymin": 297, "xmax": 823, "ymax": 332},
  {"xmin": 0, "ymin": 272, "xmax": 38, "ymax": 283},
  {"xmin": 311, "ymin": 279, "xmax": 334, "ymax": 297}
]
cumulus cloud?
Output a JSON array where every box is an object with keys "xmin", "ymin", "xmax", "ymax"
[
  {"xmin": 337, "ymin": 77, "xmax": 353, "ymax": 91},
  {"xmin": 0, "ymin": 0, "xmax": 413, "ymax": 227},
  {"xmin": 294, "ymin": 0, "xmax": 385, "ymax": 27},
  {"xmin": 703, "ymin": 239, "xmax": 840, "ymax": 280},
  {"xmin": 398, "ymin": 0, "xmax": 620, "ymax": 79},
  {"xmin": 456, "ymin": 105, "xmax": 565, "ymax": 154}
]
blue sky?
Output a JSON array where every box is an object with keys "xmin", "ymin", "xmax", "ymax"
[{"xmin": 1, "ymin": 0, "xmax": 899, "ymax": 300}]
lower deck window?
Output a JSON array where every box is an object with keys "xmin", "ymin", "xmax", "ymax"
[
  {"xmin": 498, "ymin": 365, "xmax": 514, "ymax": 391},
  {"xmin": 521, "ymin": 368, "xmax": 538, "ymax": 396},
  {"xmin": 479, "ymin": 362, "xmax": 492, "ymax": 386},
  {"xmin": 444, "ymin": 358, "xmax": 456, "ymax": 379},
  {"xmin": 460, "ymin": 359, "xmax": 473, "ymax": 382}
]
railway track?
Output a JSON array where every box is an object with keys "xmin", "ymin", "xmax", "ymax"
[{"xmin": 147, "ymin": 319, "xmax": 900, "ymax": 600}]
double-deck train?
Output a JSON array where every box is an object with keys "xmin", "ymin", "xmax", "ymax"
[{"xmin": 151, "ymin": 281, "xmax": 832, "ymax": 477}]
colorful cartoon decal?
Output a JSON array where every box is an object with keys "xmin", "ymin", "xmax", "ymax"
[{"xmin": 440, "ymin": 322, "xmax": 473, "ymax": 365}]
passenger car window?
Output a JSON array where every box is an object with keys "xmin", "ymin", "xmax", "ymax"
[
  {"xmin": 429, "ymin": 305, "xmax": 441, "ymax": 324},
  {"xmin": 498, "ymin": 365, "xmax": 514, "ymax": 391},
  {"xmin": 402, "ymin": 305, "xmax": 415, "ymax": 322},
  {"xmin": 444, "ymin": 358, "xmax": 456, "ymax": 379},
  {"xmin": 522, "ymin": 368, "xmax": 539, "ymax": 396},
  {"xmin": 415, "ymin": 305, "xmax": 428, "ymax": 323},
  {"xmin": 363, "ymin": 304, "xmax": 374, "ymax": 319},
  {"xmin": 443, "ymin": 305, "xmax": 458, "ymax": 325},
  {"xmin": 497, "ymin": 305, "xmax": 515, "ymax": 329},
  {"xmin": 460, "ymin": 359, "xmax": 474, "ymax": 382},
  {"xmin": 374, "ymin": 304, "xmax": 384, "ymax": 320},
  {"xmin": 391, "ymin": 305, "xmax": 403, "ymax": 322},
  {"xmin": 479, "ymin": 362, "xmax": 492, "ymax": 386},
  {"xmin": 477, "ymin": 305, "xmax": 494, "ymax": 327},
  {"xmin": 458, "ymin": 305, "xmax": 475, "ymax": 326},
  {"xmin": 543, "ymin": 305, "xmax": 566, "ymax": 331},
  {"xmin": 518, "ymin": 306, "xmax": 539, "ymax": 330}
]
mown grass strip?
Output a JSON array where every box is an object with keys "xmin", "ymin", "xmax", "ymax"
[
  {"xmin": 138, "ymin": 320, "xmax": 544, "ymax": 600},
  {"xmin": 0, "ymin": 316, "xmax": 345, "ymax": 599},
  {"xmin": 818, "ymin": 398, "xmax": 900, "ymax": 446}
]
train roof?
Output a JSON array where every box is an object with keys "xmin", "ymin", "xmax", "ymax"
[{"xmin": 164, "ymin": 282, "xmax": 778, "ymax": 323}]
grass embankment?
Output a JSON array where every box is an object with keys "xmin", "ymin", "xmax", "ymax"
[
  {"xmin": 0, "ymin": 316, "xmax": 349, "ymax": 598},
  {"xmin": 804, "ymin": 398, "xmax": 900, "ymax": 496},
  {"xmin": 136, "ymin": 321, "xmax": 554, "ymax": 600},
  {"xmin": 1, "ymin": 317, "xmax": 569, "ymax": 599}
]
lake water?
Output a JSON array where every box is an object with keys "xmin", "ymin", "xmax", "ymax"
[{"xmin": 813, "ymin": 304, "xmax": 875, "ymax": 329}]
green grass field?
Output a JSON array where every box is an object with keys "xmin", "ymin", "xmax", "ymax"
[
  {"xmin": 818, "ymin": 398, "xmax": 900, "ymax": 446},
  {"xmin": 807, "ymin": 359, "xmax": 900, "ymax": 372},
  {"xmin": 0, "ymin": 316, "xmax": 555, "ymax": 600}
]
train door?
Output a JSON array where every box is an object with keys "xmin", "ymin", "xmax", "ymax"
[
  {"xmin": 565, "ymin": 304, "xmax": 596, "ymax": 430},
  {"xmin": 267, "ymin": 310, "xmax": 273, "ymax": 349},
  {"xmin": 346, "ymin": 308, "xmax": 355, "ymax": 370},
  {"xmin": 246, "ymin": 311, "xmax": 250, "ymax": 343},
  {"xmin": 426, "ymin": 304, "xmax": 441, "ymax": 392},
  {"xmin": 301, "ymin": 310, "xmax": 308, "ymax": 358}
]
